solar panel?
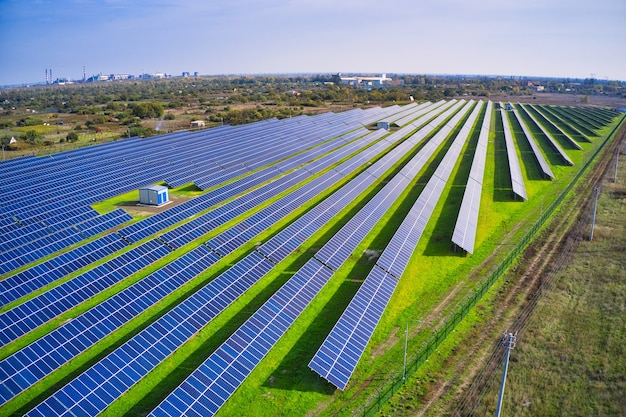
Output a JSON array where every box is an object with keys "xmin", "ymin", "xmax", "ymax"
[
  {"xmin": 528, "ymin": 104, "xmax": 582, "ymax": 150},
  {"xmin": 509, "ymin": 106, "xmax": 555, "ymax": 179},
  {"xmin": 149, "ymin": 258, "xmax": 334, "ymax": 417},
  {"xmin": 537, "ymin": 105, "xmax": 590, "ymax": 141},
  {"xmin": 309, "ymin": 266, "xmax": 397, "ymax": 390},
  {"xmin": 309, "ymin": 101, "xmax": 483, "ymax": 390},
  {"xmin": 500, "ymin": 105, "xmax": 528, "ymax": 201},
  {"xmin": 0, "ymin": 245, "xmax": 223, "ymax": 405},
  {"xmin": 518, "ymin": 104, "xmax": 574, "ymax": 165},
  {"xmin": 24, "ymin": 250, "xmax": 275, "ymax": 416},
  {"xmin": 450, "ymin": 101, "xmax": 492, "ymax": 254},
  {"xmin": 0, "ymin": 239, "xmax": 171, "ymax": 348},
  {"xmin": 152, "ymin": 101, "xmax": 483, "ymax": 410},
  {"xmin": 315, "ymin": 176, "xmax": 411, "ymax": 271},
  {"xmin": 0, "ymin": 233, "xmax": 127, "ymax": 307}
]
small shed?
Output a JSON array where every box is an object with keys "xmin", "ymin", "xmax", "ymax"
[
  {"xmin": 190, "ymin": 120, "xmax": 205, "ymax": 128},
  {"xmin": 377, "ymin": 121, "xmax": 391, "ymax": 130},
  {"xmin": 139, "ymin": 185, "xmax": 169, "ymax": 206}
]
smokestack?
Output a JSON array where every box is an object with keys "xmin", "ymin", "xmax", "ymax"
[
  {"xmin": 83, "ymin": 66, "xmax": 86, "ymax": 82},
  {"xmin": 45, "ymin": 69, "xmax": 48, "ymax": 84}
]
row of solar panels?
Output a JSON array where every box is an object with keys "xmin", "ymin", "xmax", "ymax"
[
  {"xmin": 148, "ymin": 100, "xmax": 481, "ymax": 416},
  {"xmin": 309, "ymin": 101, "xmax": 618, "ymax": 391},
  {"xmin": 0, "ymin": 117, "xmax": 395, "ymax": 341},
  {"xmin": 0, "ymin": 125, "xmax": 385, "ymax": 303}
]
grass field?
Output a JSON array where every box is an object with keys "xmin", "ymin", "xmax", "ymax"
[
  {"xmin": 1, "ymin": 103, "xmax": 623, "ymax": 417},
  {"xmin": 471, "ymin": 143, "xmax": 626, "ymax": 416}
]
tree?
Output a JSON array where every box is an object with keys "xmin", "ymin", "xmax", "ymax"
[
  {"xmin": 66, "ymin": 131, "xmax": 79, "ymax": 142},
  {"xmin": 132, "ymin": 102, "xmax": 165, "ymax": 119},
  {"xmin": 21, "ymin": 130, "xmax": 42, "ymax": 145}
]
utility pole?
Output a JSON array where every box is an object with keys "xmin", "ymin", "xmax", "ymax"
[
  {"xmin": 495, "ymin": 331, "xmax": 517, "ymax": 417},
  {"xmin": 589, "ymin": 187, "xmax": 600, "ymax": 241},
  {"xmin": 614, "ymin": 149, "xmax": 619, "ymax": 183}
]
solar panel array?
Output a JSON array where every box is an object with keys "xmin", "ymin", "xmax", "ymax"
[
  {"xmin": 0, "ymin": 239, "xmax": 171, "ymax": 347},
  {"xmin": 0, "ymin": 117, "xmax": 406, "ymax": 404},
  {"xmin": 309, "ymin": 100, "xmax": 483, "ymax": 390},
  {"xmin": 509, "ymin": 105, "xmax": 555, "ymax": 179},
  {"xmin": 148, "ymin": 101, "xmax": 468, "ymax": 416},
  {"xmin": 0, "ymin": 233, "xmax": 127, "ymax": 307},
  {"xmin": 0, "ymin": 108, "xmax": 396, "ymax": 276},
  {"xmin": 500, "ymin": 105, "xmax": 528, "ymax": 201},
  {"xmin": 518, "ymin": 104, "xmax": 574, "ymax": 165},
  {"xmin": 0, "ymin": 118, "xmax": 390, "ymax": 325},
  {"xmin": 21, "ymin": 103, "xmax": 448, "ymax": 414},
  {"xmin": 2, "ymin": 100, "xmax": 615, "ymax": 416},
  {"xmin": 452, "ymin": 101, "xmax": 493, "ymax": 254},
  {"xmin": 536, "ymin": 105, "xmax": 591, "ymax": 141},
  {"xmin": 377, "ymin": 100, "xmax": 476, "ymax": 277},
  {"xmin": 527, "ymin": 104, "xmax": 582, "ymax": 150}
]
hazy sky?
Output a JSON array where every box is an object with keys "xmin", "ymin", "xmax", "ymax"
[{"xmin": 1, "ymin": 0, "xmax": 625, "ymax": 85}]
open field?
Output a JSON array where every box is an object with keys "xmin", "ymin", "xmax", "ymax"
[
  {"xmin": 466, "ymin": 137, "xmax": 626, "ymax": 417},
  {"xmin": 0, "ymin": 100, "xmax": 624, "ymax": 416}
]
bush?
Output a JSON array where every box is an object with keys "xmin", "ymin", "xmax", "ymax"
[
  {"xmin": 132, "ymin": 102, "xmax": 164, "ymax": 119},
  {"xmin": 21, "ymin": 129, "xmax": 42, "ymax": 144},
  {"xmin": 17, "ymin": 116, "xmax": 43, "ymax": 127},
  {"xmin": 66, "ymin": 131, "xmax": 79, "ymax": 142},
  {"xmin": 128, "ymin": 125, "xmax": 157, "ymax": 138}
]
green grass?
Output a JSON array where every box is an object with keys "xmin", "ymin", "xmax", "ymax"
[{"xmin": 473, "ymin": 145, "xmax": 626, "ymax": 416}]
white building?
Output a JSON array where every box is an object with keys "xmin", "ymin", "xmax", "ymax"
[{"xmin": 339, "ymin": 73, "xmax": 392, "ymax": 89}]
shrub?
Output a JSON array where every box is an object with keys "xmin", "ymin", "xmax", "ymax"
[
  {"xmin": 66, "ymin": 131, "xmax": 79, "ymax": 142},
  {"xmin": 132, "ymin": 102, "xmax": 165, "ymax": 119}
]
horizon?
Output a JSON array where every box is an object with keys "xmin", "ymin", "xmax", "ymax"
[
  {"xmin": 1, "ymin": 0, "xmax": 625, "ymax": 86},
  {"xmin": 2, "ymin": 71, "xmax": 623, "ymax": 90}
]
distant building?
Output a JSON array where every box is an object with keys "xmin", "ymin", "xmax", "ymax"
[
  {"xmin": 339, "ymin": 73, "xmax": 392, "ymax": 89},
  {"xmin": 141, "ymin": 73, "xmax": 167, "ymax": 79},
  {"xmin": 110, "ymin": 74, "xmax": 133, "ymax": 81},
  {"xmin": 190, "ymin": 120, "xmax": 205, "ymax": 128}
]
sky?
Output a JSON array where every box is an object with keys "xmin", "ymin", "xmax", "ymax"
[{"xmin": 1, "ymin": 0, "xmax": 625, "ymax": 86}]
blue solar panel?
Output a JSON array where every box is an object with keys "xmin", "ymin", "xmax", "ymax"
[
  {"xmin": 150, "ymin": 258, "xmax": 334, "ymax": 417},
  {"xmin": 500, "ymin": 106, "xmax": 528, "ymax": 200},
  {"xmin": 315, "ymin": 176, "xmax": 411, "ymax": 271},
  {"xmin": 12, "ymin": 103, "xmax": 432, "ymax": 414},
  {"xmin": 309, "ymin": 101, "xmax": 480, "ymax": 390},
  {"xmin": 453, "ymin": 101, "xmax": 492, "ymax": 254},
  {"xmin": 308, "ymin": 266, "xmax": 397, "ymax": 390},
  {"xmin": 24, "ymin": 251, "xmax": 275, "ymax": 416},
  {"xmin": 0, "ymin": 232, "xmax": 127, "ymax": 306},
  {"xmin": 0, "ymin": 239, "xmax": 170, "ymax": 348},
  {"xmin": 0, "ymin": 244, "xmax": 221, "ymax": 405}
]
